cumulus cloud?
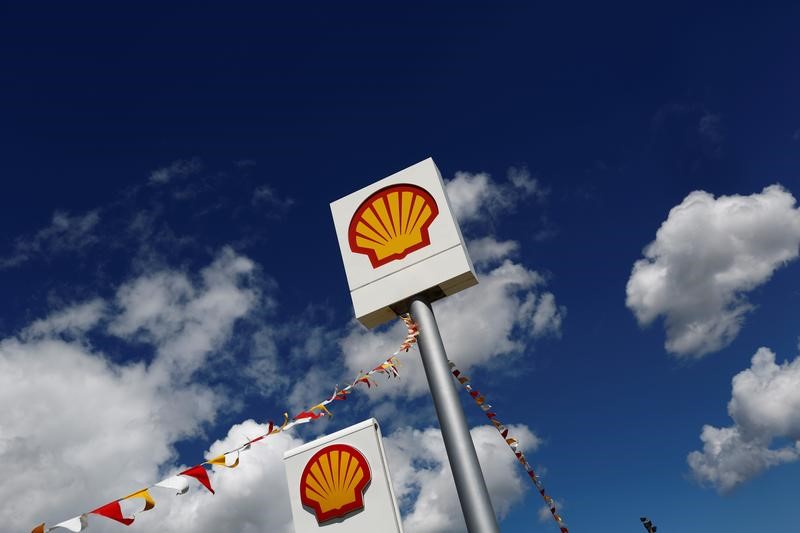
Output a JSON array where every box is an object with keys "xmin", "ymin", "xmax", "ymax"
[
  {"xmin": 149, "ymin": 158, "xmax": 203, "ymax": 184},
  {"xmin": 0, "ymin": 210, "xmax": 101, "ymax": 269},
  {"xmin": 109, "ymin": 248, "xmax": 259, "ymax": 375},
  {"xmin": 152, "ymin": 420, "xmax": 303, "ymax": 533},
  {"xmin": 626, "ymin": 185, "xmax": 800, "ymax": 357},
  {"xmin": 3, "ymin": 250, "xmax": 263, "ymax": 531},
  {"xmin": 0, "ymin": 338, "xmax": 218, "ymax": 531},
  {"xmin": 445, "ymin": 167, "xmax": 545, "ymax": 225},
  {"xmin": 252, "ymin": 185, "xmax": 295, "ymax": 216},
  {"xmin": 688, "ymin": 347, "xmax": 800, "ymax": 492},
  {"xmin": 21, "ymin": 298, "xmax": 107, "ymax": 340},
  {"xmin": 340, "ymin": 259, "xmax": 565, "ymax": 399},
  {"xmin": 467, "ymin": 236, "xmax": 519, "ymax": 267},
  {"xmin": 384, "ymin": 424, "xmax": 540, "ymax": 532}
]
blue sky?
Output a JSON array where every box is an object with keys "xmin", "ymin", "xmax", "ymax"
[{"xmin": 2, "ymin": 3, "xmax": 800, "ymax": 532}]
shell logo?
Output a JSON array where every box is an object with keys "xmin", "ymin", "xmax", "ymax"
[
  {"xmin": 348, "ymin": 184, "xmax": 439, "ymax": 268},
  {"xmin": 300, "ymin": 443, "xmax": 372, "ymax": 524}
]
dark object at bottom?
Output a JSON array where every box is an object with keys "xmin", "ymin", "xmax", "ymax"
[{"xmin": 640, "ymin": 516, "xmax": 657, "ymax": 532}]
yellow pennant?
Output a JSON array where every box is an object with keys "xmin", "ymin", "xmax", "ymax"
[
  {"xmin": 310, "ymin": 403, "xmax": 332, "ymax": 417},
  {"xmin": 207, "ymin": 452, "xmax": 239, "ymax": 468},
  {"xmin": 123, "ymin": 488, "xmax": 156, "ymax": 511}
]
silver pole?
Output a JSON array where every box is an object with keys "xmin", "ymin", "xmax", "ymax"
[{"xmin": 409, "ymin": 297, "xmax": 500, "ymax": 533}]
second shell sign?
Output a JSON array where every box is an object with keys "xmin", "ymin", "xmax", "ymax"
[
  {"xmin": 283, "ymin": 419, "xmax": 403, "ymax": 533},
  {"xmin": 330, "ymin": 158, "xmax": 478, "ymax": 328}
]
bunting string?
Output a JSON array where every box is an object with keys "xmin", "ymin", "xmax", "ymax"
[
  {"xmin": 449, "ymin": 360, "xmax": 569, "ymax": 533},
  {"xmin": 32, "ymin": 314, "xmax": 419, "ymax": 532}
]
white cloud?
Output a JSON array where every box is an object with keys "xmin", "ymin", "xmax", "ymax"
[
  {"xmin": 340, "ymin": 259, "xmax": 565, "ymax": 399},
  {"xmin": 0, "ymin": 210, "xmax": 101, "ymax": 269},
  {"xmin": 2, "ymin": 250, "xmax": 265, "ymax": 531},
  {"xmin": 109, "ymin": 248, "xmax": 260, "ymax": 375},
  {"xmin": 149, "ymin": 158, "xmax": 203, "ymax": 184},
  {"xmin": 252, "ymin": 185, "xmax": 295, "ymax": 216},
  {"xmin": 151, "ymin": 420, "xmax": 302, "ymax": 533},
  {"xmin": 21, "ymin": 298, "xmax": 106, "ymax": 340},
  {"xmin": 626, "ymin": 185, "xmax": 800, "ymax": 357},
  {"xmin": 530, "ymin": 292, "xmax": 563, "ymax": 337},
  {"xmin": 729, "ymin": 348, "xmax": 800, "ymax": 439},
  {"xmin": 687, "ymin": 425, "xmax": 798, "ymax": 493},
  {"xmin": 688, "ymin": 347, "xmax": 800, "ymax": 491},
  {"xmin": 467, "ymin": 236, "xmax": 519, "ymax": 267},
  {"xmin": 384, "ymin": 424, "xmax": 540, "ymax": 533},
  {"xmin": 445, "ymin": 167, "xmax": 545, "ymax": 225},
  {"xmin": 0, "ymin": 338, "xmax": 217, "ymax": 532}
]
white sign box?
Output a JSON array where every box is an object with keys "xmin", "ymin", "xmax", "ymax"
[
  {"xmin": 283, "ymin": 418, "xmax": 403, "ymax": 533},
  {"xmin": 330, "ymin": 158, "xmax": 478, "ymax": 328}
]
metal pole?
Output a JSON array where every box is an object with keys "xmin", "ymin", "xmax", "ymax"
[{"xmin": 410, "ymin": 297, "xmax": 500, "ymax": 533}]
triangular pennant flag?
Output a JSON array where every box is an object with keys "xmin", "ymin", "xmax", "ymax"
[
  {"xmin": 155, "ymin": 475, "xmax": 190, "ymax": 495},
  {"xmin": 274, "ymin": 412, "xmax": 289, "ymax": 433},
  {"xmin": 31, "ymin": 524, "xmax": 45, "ymax": 533},
  {"xmin": 123, "ymin": 488, "xmax": 156, "ymax": 511},
  {"xmin": 294, "ymin": 410, "xmax": 324, "ymax": 421},
  {"xmin": 207, "ymin": 451, "xmax": 240, "ymax": 469},
  {"xmin": 91, "ymin": 500, "xmax": 133, "ymax": 526},
  {"xmin": 51, "ymin": 515, "xmax": 88, "ymax": 532},
  {"xmin": 180, "ymin": 465, "xmax": 214, "ymax": 494},
  {"xmin": 311, "ymin": 402, "xmax": 332, "ymax": 417}
]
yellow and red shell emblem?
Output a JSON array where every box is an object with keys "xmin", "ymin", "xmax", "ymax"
[
  {"xmin": 348, "ymin": 184, "xmax": 439, "ymax": 268},
  {"xmin": 300, "ymin": 443, "xmax": 371, "ymax": 523}
]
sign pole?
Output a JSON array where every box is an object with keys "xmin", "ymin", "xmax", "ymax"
[{"xmin": 410, "ymin": 296, "xmax": 500, "ymax": 533}]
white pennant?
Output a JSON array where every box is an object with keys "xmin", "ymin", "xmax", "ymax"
[
  {"xmin": 155, "ymin": 475, "xmax": 190, "ymax": 495},
  {"xmin": 51, "ymin": 515, "xmax": 88, "ymax": 532}
]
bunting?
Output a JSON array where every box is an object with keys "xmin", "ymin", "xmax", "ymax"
[
  {"xmin": 449, "ymin": 360, "xmax": 569, "ymax": 533},
  {"xmin": 32, "ymin": 314, "xmax": 419, "ymax": 532}
]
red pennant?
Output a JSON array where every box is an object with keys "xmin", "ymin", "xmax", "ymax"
[
  {"xmin": 295, "ymin": 410, "xmax": 323, "ymax": 420},
  {"xmin": 91, "ymin": 500, "xmax": 133, "ymax": 525},
  {"xmin": 180, "ymin": 465, "xmax": 214, "ymax": 494}
]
